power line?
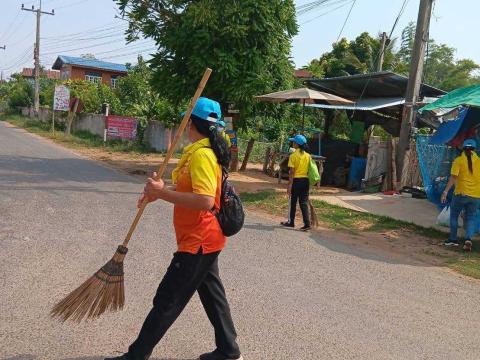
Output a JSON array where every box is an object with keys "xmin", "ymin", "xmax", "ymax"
[
  {"xmin": 301, "ymin": 1, "xmax": 352, "ymax": 25},
  {"xmin": 352, "ymin": 0, "xmax": 412, "ymax": 116},
  {"xmin": 335, "ymin": 0, "xmax": 356, "ymax": 42},
  {"xmin": 56, "ymin": 0, "xmax": 92, "ymax": 10},
  {"xmin": 40, "ymin": 38, "xmax": 150, "ymax": 56}
]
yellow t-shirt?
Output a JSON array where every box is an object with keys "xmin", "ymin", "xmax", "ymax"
[
  {"xmin": 451, "ymin": 152, "xmax": 480, "ymax": 198},
  {"xmin": 288, "ymin": 149, "xmax": 311, "ymax": 178},
  {"xmin": 172, "ymin": 137, "xmax": 225, "ymax": 254}
]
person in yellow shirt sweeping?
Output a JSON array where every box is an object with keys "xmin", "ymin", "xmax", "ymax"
[
  {"xmin": 442, "ymin": 139, "xmax": 480, "ymax": 251},
  {"xmin": 281, "ymin": 134, "xmax": 311, "ymax": 231}
]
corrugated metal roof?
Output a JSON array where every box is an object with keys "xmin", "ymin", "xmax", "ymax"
[
  {"xmin": 306, "ymin": 71, "xmax": 445, "ymax": 99},
  {"xmin": 21, "ymin": 67, "xmax": 60, "ymax": 79},
  {"xmin": 52, "ymin": 55, "xmax": 128, "ymax": 73},
  {"xmin": 307, "ymin": 97, "xmax": 405, "ymax": 111}
]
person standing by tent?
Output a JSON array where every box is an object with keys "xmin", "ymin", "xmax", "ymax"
[
  {"xmin": 105, "ymin": 97, "xmax": 242, "ymax": 360},
  {"xmin": 281, "ymin": 134, "xmax": 311, "ymax": 231},
  {"xmin": 442, "ymin": 139, "xmax": 480, "ymax": 251}
]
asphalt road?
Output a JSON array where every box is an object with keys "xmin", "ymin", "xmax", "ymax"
[{"xmin": 1, "ymin": 121, "xmax": 480, "ymax": 360}]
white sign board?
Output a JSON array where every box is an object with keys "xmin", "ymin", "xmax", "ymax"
[
  {"xmin": 223, "ymin": 116, "xmax": 233, "ymax": 131},
  {"xmin": 53, "ymin": 85, "xmax": 70, "ymax": 111}
]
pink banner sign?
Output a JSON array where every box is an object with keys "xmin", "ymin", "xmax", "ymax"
[{"xmin": 106, "ymin": 115, "xmax": 138, "ymax": 140}]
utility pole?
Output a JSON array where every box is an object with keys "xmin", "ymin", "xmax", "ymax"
[
  {"xmin": 396, "ymin": 0, "xmax": 433, "ymax": 183},
  {"xmin": 22, "ymin": 1, "xmax": 54, "ymax": 115},
  {"xmin": 367, "ymin": 32, "xmax": 389, "ymax": 141},
  {"xmin": 0, "ymin": 45, "xmax": 5, "ymax": 50},
  {"xmin": 377, "ymin": 32, "xmax": 388, "ymax": 72}
]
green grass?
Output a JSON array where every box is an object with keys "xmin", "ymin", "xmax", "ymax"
[
  {"xmin": 242, "ymin": 190, "xmax": 480, "ymax": 279},
  {"xmin": 241, "ymin": 190, "xmax": 446, "ymax": 237},
  {"xmin": 449, "ymin": 255, "xmax": 480, "ymax": 279},
  {"xmin": 1, "ymin": 114, "xmax": 152, "ymax": 153}
]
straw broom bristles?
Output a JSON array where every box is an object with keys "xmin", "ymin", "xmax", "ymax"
[{"xmin": 50, "ymin": 245, "xmax": 128, "ymax": 322}]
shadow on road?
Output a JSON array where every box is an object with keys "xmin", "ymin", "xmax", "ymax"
[
  {"xmin": 1, "ymin": 356, "xmax": 195, "ymax": 360},
  {"xmin": 243, "ymin": 222, "xmax": 278, "ymax": 232},
  {"xmin": 0, "ymin": 155, "xmax": 138, "ymax": 186},
  {"xmin": 63, "ymin": 357, "xmax": 195, "ymax": 360}
]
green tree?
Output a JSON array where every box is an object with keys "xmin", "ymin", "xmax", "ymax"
[
  {"xmin": 116, "ymin": 0, "xmax": 298, "ymax": 124},
  {"xmin": 304, "ymin": 32, "xmax": 397, "ymax": 78},
  {"xmin": 394, "ymin": 21, "xmax": 480, "ymax": 91},
  {"xmin": 6, "ymin": 74, "xmax": 33, "ymax": 109}
]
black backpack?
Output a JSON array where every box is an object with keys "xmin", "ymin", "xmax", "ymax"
[{"xmin": 213, "ymin": 168, "xmax": 245, "ymax": 237}]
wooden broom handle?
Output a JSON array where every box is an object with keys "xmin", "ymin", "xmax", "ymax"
[{"xmin": 122, "ymin": 68, "xmax": 213, "ymax": 247}]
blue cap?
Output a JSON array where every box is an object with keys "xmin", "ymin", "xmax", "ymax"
[
  {"xmin": 182, "ymin": 97, "xmax": 221, "ymax": 123},
  {"xmin": 217, "ymin": 120, "xmax": 226, "ymax": 128},
  {"xmin": 288, "ymin": 134, "xmax": 307, "ymax": 146},
  {"xmin": 463, "ymin": 139, "xmax": 477, "ymax": 149}
]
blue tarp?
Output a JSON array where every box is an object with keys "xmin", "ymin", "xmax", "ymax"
[
  {"xmin": 429, "ymin": 108, "xmax": 467, "ymax": 145},
  {"xmin": 429, "ymin": 107, "xmax": 480, "ymax": 145}
]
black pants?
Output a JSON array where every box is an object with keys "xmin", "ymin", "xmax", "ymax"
[
  {"xmin": 127, "ymin": 250, "xmax": 241, "ymax": 360},
  {"xmin": 289, "ymin": 178, "xmax": 310, "ymax": 227}
]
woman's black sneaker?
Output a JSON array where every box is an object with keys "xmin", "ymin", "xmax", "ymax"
[
  {"xmin": 199, "ymin": 349, "xmax": 243, "ymax": 360},
  {"xmin": 300, "ymin": 225, "xmax": 311, "ymax": 231},
  {"xmin": 444, "ymin": 239, "xmax": 459, "ymax": 247},
  {"xmin": 280, "ymin": 221, "xmax": 294, "ymax": 228}
]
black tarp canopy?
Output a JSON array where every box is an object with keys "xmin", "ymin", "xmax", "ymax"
[{"xmin": 305, "ymin": 72, "xmax": 446, "ymax": 136}]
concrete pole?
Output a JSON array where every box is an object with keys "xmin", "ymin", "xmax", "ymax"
[{"xmin": 396, "ymin": 0, "xmax": 434, "ymax": 183}]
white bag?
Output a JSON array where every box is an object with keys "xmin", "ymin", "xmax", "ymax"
[
  {"xmin": 436, "ymin": 206, "xmax": 464, "ymax": 228},
  {"xmin": 436, "ymin": 206, "xmax": 450, "ymax": 227}
]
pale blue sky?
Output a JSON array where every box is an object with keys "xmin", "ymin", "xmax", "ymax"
[{"xmin": 0, "ymin": 0, "xmax": 478, "ymax": 79}]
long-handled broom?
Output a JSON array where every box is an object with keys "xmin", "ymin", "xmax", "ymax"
[{"xmin": 51, "ymin": 68, "xmax": 213, "ymax": 322}]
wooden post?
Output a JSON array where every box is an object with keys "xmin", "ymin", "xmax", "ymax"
[
  {"xmin": 391, "ymin": 138, "xmax": 398, "ymax": 191},
  {"xmin": 65, "ymin": 98, "xmax": 80, "ymax": 136},
  {"xmin": 51, "ymin": 110, "xmax": 55, "ymax": 136},
  {"xmin": 240, "ymin": 138, "xmax": 255, "ymax": 171}
]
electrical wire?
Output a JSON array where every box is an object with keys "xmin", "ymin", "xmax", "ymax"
[
  {"xmin": 352, "ymin": 0, "xmax": 412, "ymax": 116},
  {"xmin": 0, "ymin": 9, "xmax": 22, "ymax": 43},
  {"xmin": 335, "ymin": 0, "xmax": 356, "ymax": 43},
  {"xmin": 301, "ymin": 1, "xmax": 352, "ymax": 26}
]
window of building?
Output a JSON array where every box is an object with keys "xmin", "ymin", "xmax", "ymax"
[
  {"xmin": 111, "ymin": 76, "xmax": 118, "ymax": 89},
  {"xmin": 85, "ymin": 71, "xmax": 102, "ymax": 84},
  {"xmin": 85, "ymin": 74, "xmax": 102, "ymax": 84}
]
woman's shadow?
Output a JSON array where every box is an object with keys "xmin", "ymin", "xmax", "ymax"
[{"xmin": 1, "ymin": 356, "xmax": 195, "ymax": 360}]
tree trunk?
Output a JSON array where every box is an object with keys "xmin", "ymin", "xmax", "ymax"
[
  {"xmin": 240, "ymin": 138, "xmax": 255, "ymax": 171},
  {"xmin": 64, "ymin": 98, "xmax": 80, "ymax": 136},
  {"xmin": 230, "ymin": 148, "xmax": 239, "ymax": 172}
]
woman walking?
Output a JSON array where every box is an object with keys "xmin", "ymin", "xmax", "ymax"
[
  {"xmin": 281, "ymin": 134, "xmax": 311, "ymax": 231},
  {"xmin": 442, "ymin": 139, "xmax": 480, "ymax": 251},
  {"xmin": 106, "ymin": 97, "xmax": 242, "ymax": 360}
]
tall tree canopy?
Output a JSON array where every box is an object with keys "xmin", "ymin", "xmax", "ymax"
[
  {"xmin": 304, "ymin": 32, "xmax": 397, "ymax": 78},
  {"xmin": 304, "ymin": 22, "xmax": 480, "ymax": 92},
  {"xmin": 116, "ymin": 0, "xmax": 298, "ymax": 119}
]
